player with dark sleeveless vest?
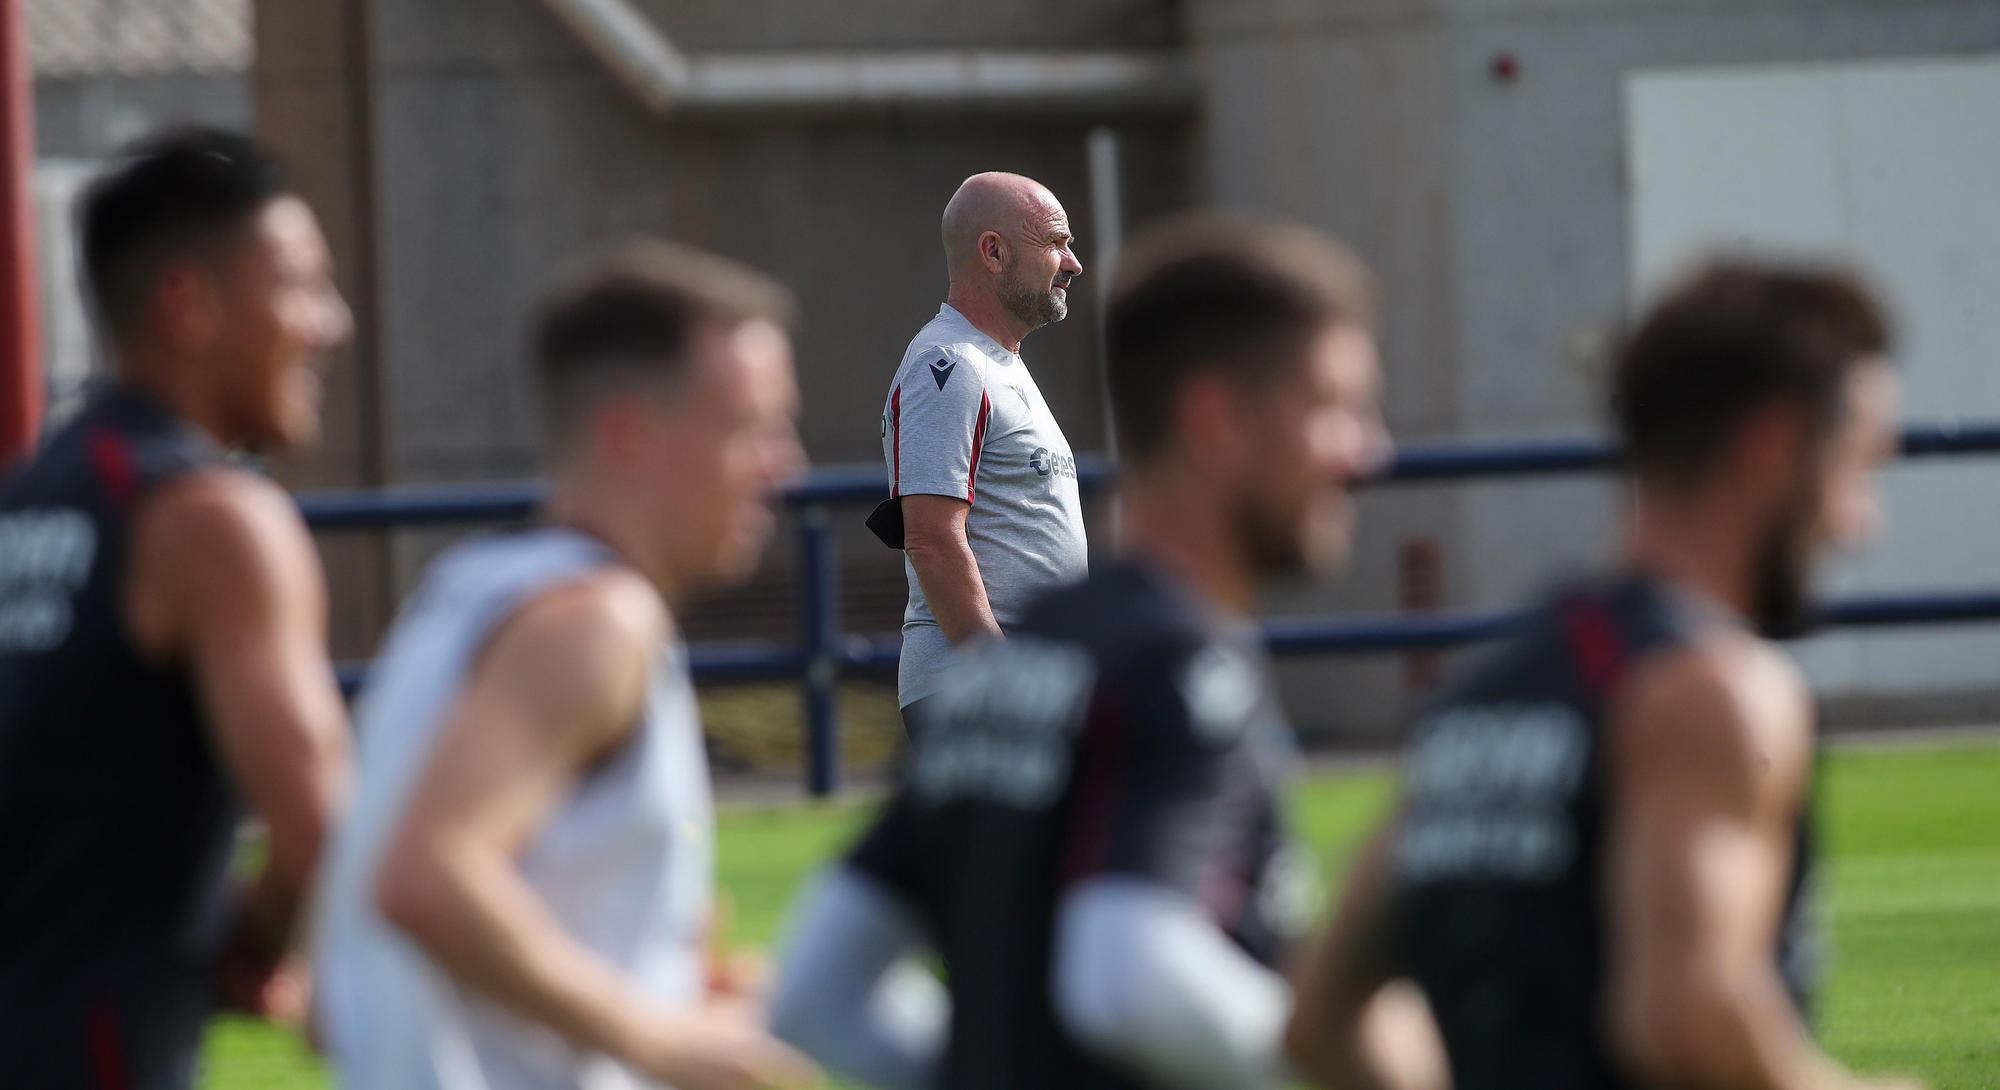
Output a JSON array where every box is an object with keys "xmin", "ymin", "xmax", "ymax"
[
  {"xmin": 770, "ymin": 216, "xmax": 1389, "ymax": 1090},
  {"xmin": 0, "ymin": 129, "xmax": 354, "ymax": 1089},
  {"xmin": 1286, "ymin": 262, "xmax": 1921, "ymax": 1090}
]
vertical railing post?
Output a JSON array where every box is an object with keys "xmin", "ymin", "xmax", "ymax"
[
  {"xmin": 798, "ymin": 504, "xmax": 841, "ymax": 797},
  {"xmin": 0, "ymin": 0, "xmax": 40, "ymax": 467}
]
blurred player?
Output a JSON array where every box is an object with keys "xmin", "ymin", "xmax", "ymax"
[
  {"xmin": 0, "ymin": 128, "xmax": 354, "ymax": 1088},
  {"xmin": 312, "ymin": 241, "xmax": 819, "ymax": 1090},
  {"xmin": 772, "ymin": 215, "xmax": 1389, "ymax": 1090},
  {"xmin": 866, "ymin": 172, "xmax": 1089, "ymax": 735},
  {"xmin": 1286, "ymin": 261, "xmax": 1920, "ymax": 1090}
]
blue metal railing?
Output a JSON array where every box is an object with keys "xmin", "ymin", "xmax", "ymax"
[{"xmin": 307, "ymin": 423, "xmax": 2000, "ymax": 796}]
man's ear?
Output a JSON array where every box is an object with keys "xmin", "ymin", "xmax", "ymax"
[
  {"xmin": 1171, "ymin": 374, "xmax": 1251, "ymax": 480},
  {"xmin": 1730, "ymin": 400, "xmax": 1813, "ymax": 504},
  {"xmin": 980, "ymin": 230, "xmax": 1008, "ymax": 274},
  {"xmin": 154, "ymin": 260, "xmax": 225, "ymax": 351},
  {"xmin": 592, "ymin": 394, "xmax": 653, "ymax": 471}
]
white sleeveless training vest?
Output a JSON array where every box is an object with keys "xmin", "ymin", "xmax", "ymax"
[{"xmin": 312, "ymin": 527, "xmax": 715, "ymax": 1090}]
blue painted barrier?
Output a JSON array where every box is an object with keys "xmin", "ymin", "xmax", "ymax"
[{"xmin": 310, "ymin": 422, "xmax": 2000, "ymax": 796}]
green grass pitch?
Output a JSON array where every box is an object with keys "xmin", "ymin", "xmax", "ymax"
[{"xmin": 200, "ymin": 742, "xmax": 2000, "ymax": 1089}]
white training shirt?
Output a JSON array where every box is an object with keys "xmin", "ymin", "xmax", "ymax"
[{"xmin": 313, "ymin": 527, "xmax": 715, "ymax": 1090}]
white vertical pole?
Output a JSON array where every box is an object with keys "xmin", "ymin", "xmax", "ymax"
[{"xmin": 1086, "ymin": 126, "xmax": 1123, "ymax": 457}]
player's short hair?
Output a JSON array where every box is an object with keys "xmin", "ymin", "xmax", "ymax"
[
  {"xmin": 80, "ymin": 126, "xmax": 296, "ymax": 339},
  {"xmin": 1613, "ymin": 259, "xmax": 1894, "ymax": 483},
  {"xmin": 1105, "ymin": 214, "xmax": 1373, "ymax": 462},
  {"xmin": 531, "ymin": 239, "xmax": 797, "ymax": 445}
]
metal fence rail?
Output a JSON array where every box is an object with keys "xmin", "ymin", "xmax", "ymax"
[{"xmin": 307, "ymin": 423, "xmax": 2000, "ymax": 796}]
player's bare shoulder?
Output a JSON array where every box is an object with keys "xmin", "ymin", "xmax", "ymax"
[
  {"xmin": 502, "ymin": 565, "xmax": 669, "ymax": 682},
  {"xmin": 1615, "ymin": 628, "xmax": 1814, "ymax": 803},
  {"xmin": 140, "ymin": 466, "xmax": 316, "ymax": 565},
  {"xmin": 475, "ymin": 563, "xmax": 671, "ymax": 748},
  {"xmin": 127, "ymin": 466, "xmax": 324, "ymax": 655}
]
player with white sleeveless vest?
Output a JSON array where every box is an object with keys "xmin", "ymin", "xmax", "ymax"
[{"xmin": 313, "ymin": 242, "xmax": 820, "ymax": 1090}]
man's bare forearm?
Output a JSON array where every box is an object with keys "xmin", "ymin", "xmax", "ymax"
[
  {"xmin": 377, "ymin": 842, "xmax": 657, "ymax": 1065},
  {"xmin": 1286, "ymin": 830, "xmax": 1446, "ymax": 1090},
  {"xmin": 1617, "ymin": 966, "xmax": 1858, "ymax": 1090},
  {"xmin": 907, "ymin": 536, "xmax": 1002, "ymax": 645}
]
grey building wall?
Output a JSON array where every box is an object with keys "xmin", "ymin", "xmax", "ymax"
[
  {"xmin": 272, "ymin": 0, "xmax": 2000, "ymax": 732},
  {"xmin": 359, "ymin": 0, "xmax": 1199, "ymax": 640},
  {"xmin": 36, "ymin": 73, "xmax": 250, "ymax": 159},
  {"xmin": 1189, "ymin": 0, "xmax": 2000, "ymax": 735}
]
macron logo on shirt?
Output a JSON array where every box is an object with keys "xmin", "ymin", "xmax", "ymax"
[{"xmin": 930, "ymin": 357, "xmax": 957, "ymax": 390}]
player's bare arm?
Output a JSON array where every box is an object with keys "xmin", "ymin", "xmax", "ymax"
[
  {"xmin": 371, "ymin": 571, "xmax": 817, "ymax": 1090},
  {"xmin": 1284, "ymin": 831, "xmax": 1449, "ymax": 1090},
  {"xmin": 769, "ymin": 866, "xmax": 947, "ymax": 1090},
  {"xmin": 1606, "ymin": 635, "xmax": 1919, "ymax": 1090},
  {"xmin": 901, "ymin": 493, "xmax": 1002, "ymax": 644},
  {"xmin": 129, "ymin": 467, "xmax": 350, "ymax": 971}
]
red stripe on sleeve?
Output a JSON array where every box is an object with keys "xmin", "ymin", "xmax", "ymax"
[
  {"xmin": 966, "ymin": 389, "xmax": 992, "ymax": 503},
  {"xmin": 891, "ymin": 385, "xmax": 903, "ymax": 497}
]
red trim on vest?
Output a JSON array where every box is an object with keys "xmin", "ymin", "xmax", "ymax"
[
  {"xmin": 1060, "ymin": 690, "xmax": 1126, "ymax": 885},
  {"xmin": 85, "ymin": 1004, "xmax": 131, "ymax": 1090},
  {"xmin": 966, "ymin": 389, "xmax": 992, "ymax": 503},
  {"xmin": 87, "ymin": 428, "xmax": 139, "ymax": 513},
  {"xmin": 1563, "ymin": 599, "xmax": 1629, "ymax": 699}
]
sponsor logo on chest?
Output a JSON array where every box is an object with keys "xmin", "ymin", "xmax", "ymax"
[{"xmin": 1029, "ymin": 447, "xmax": 1078, "ymax": 480}]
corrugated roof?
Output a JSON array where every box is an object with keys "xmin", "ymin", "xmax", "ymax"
[{"xmin": 28, "ymin": 0, "xmax": 249, "ymax": 78}]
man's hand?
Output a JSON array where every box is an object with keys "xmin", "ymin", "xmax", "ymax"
[
  {"xmin": 706, "ymin": 897, "xmax": 774, "ymax": 1002},
  {"xmin": 710, "ymin": 950, "xmax": 774, "ymax": 1004},
  {"xmin": 219, "ymin": 946, "xmax": 311, "ymax": 1027},
  {"xmin": 1284, "ymin": 830, "xmax": 1446, "ymax": 1090},
  {"xmin": 633, "ymin": 1004, "xmax": 822, "ymax": 1090}
]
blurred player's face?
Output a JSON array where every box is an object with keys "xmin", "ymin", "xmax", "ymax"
[
  {"xmin": 627, "ymin": 319, "xmax": 805, "ymax": 587},
  {"xmin": 1750, "ymin": 360, "xmax": 1899, "ymax": 637},
  {"xmin": 203, "ymin": 197, "xmax": 352, "ymax": 449},
  {"xmin": 997, "ymin": 199, "xmax": 1081, "ymax": 332},
  {"xmin": 1234, "ymin": 324, "xmax": 1389, "ymax": 575}
]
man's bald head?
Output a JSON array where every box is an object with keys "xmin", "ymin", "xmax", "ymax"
[
  {"xmin": 942, "ymin": 172, "xmax": 1060, "ymax": 271},
  {"xmin": 941, "ymin": 172, "xmax": 1082, "ymax": 339}
]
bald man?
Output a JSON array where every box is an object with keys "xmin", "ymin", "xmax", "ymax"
[{"xmin": 867, "ymin": 172, "xmax": 1089, "ymax": 732}]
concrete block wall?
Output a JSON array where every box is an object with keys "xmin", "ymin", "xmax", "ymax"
[
  {"xmin": 1189, "ymin": 0, "xmax": 2000, "ymax": 735},
  {"xmin": 264, "ymin": 0, "xmax": 1197, "ymax": 653},
  {"xmin": 250, "ymin": 0, "xmax": 2000, "ymax": 728}
]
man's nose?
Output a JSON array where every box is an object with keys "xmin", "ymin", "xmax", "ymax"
[
  {"xmin": 770, "ymin": 431, "xmax": 808, "ymax": 488},
  {"xmin": 1348, "ymin": 418, "xmax": 1395, "ymax": 482},
  {"xmin": 320, "ymin": 289, "xmax": 355, "ymax": 348}
]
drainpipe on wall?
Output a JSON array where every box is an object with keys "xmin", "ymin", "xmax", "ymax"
[{"xmin": 539, "ymin": 0, "xmax": 1199, "ymax": 117}]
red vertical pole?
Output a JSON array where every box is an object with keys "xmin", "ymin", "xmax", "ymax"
[
  {"xmin": 1400, "ymin": 537, "xmax": 1443, "ymax": 694},
  {"xmin": 0, "ymin": 0, "xmax": 38, "ymax": 466}
]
